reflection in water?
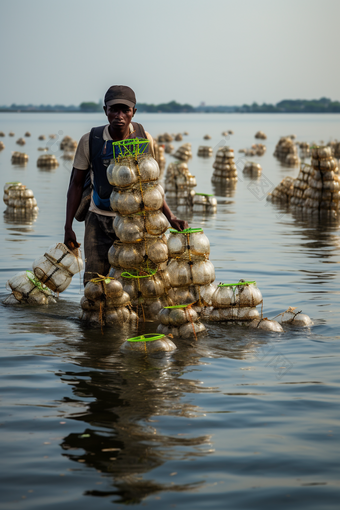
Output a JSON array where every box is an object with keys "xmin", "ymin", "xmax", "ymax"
[
  {"xmin": 4, "ymin": 303, "xmax": 270, "ymax": 504},
  {"xmin": 211, "ymin": 182, "xmax": 237, "ymax": 197},
  {"xmin": 3, "ymin": 209, "xmax": 38, "ymax": 226}
]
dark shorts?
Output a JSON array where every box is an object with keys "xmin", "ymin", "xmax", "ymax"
[{"xmin": 84, "ymin": 211, "xmax": 118, "ymax": 286}]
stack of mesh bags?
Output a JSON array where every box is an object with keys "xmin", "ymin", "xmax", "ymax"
[
  {"xmin": 192, "ymin": 193, "xmax": 217, "ymax": 213},
  {"xmin": 243, "ymin": 161, "xmax": 262, "ymax": 177},
  {"xmin": 290, "ymin": 164, "xmax": 313, "ymax": 207},
  {"xmin": 37, "ymin": 154, "xmax": 59, "ymax": 168},
  {"xmin": 164, "ymin": 161, "xmax": 197, "ymax": 208},
  {"xmin": 3, "ymin": 182, "xmax": 38, "ymax": 215},
  {"xmin": 157, "ymin": 133, "xmax": 173, "ymax": 143},
  {"xmin": 11, "ymin": 152, "xmax": 28, "ymax": 164},
  {"xmin": 303, "ymin": 146, "xmax": 340, "ymax": 214},
  {"xmin": 107, "ymin": 145, "xmax": 172, "ymax": 320},
  {"xmin": 4, "ymin": 243, "xmax": 83, "ymax": 306},
  {"xmin": 162, "ymin": 227, "xmax": 217, "ymax": 337},
  {"xmin": 197, "ymin": 146, "xmax": 213, "ymax": 157},
  {"xmin": 121, "ymin": 333, "xmax": 176, "ymax": 353},
  {"xmin": 80, "ymin": 276, "xmax": 138, "ymax": 328},
  {"xmin": 172, "ymin": 143, "xmax": 192, "ymax": 162},
  {"xmin": 267, "ymin": 176, "xmax": 294, "ymax": 202},
  {"xmin": 333, "ymin": 142, "xmax": 340, "ymax": 159},
  {"xmin": 201, "ymin": 280, "xmax": 263, "ymax": 322},
  {"xmin": 273, "ymin": 137, "xmax": 299, "ymax": 166},
  {"xmin": 299, "ymin": 142, "xmax": 310, "ymax": 158},
  {"xmin": 0, "ymin": 141, "xmax": 4, "ymax": 151},
  {"xmin": 153, "ymin": 140, "xmax": 166, "ymax": 172},
  {"xmin": 211, "ymin": 146, "xmax": 238, "ymax": 184}
]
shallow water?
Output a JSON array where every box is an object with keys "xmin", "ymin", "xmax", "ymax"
[{"xmin": 0, "ymin": 113, "xmax": 340, "ymax": 509}]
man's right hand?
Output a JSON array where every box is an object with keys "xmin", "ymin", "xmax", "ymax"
[{"xmin": 64, "ymin": 226, "xmax": 80, "ymax": 250}]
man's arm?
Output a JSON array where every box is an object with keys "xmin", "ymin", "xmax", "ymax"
[
  {"xmin": 162, "ymin": 199, "xmax": 189, "ymax": 231},
  {"xmin": 64, "ymin": 168, "xmax": 87, "ymax": 249}
]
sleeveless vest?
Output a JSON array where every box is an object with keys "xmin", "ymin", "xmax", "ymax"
[{"xmin": 89, "ymin": 122, "xmax": 148, "ymax": 211}]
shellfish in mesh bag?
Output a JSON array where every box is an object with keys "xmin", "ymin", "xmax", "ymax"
[
  {"xmin": 243, "ymin": 162, "xmax": 262, "ymax": 175},
  {"xmin": 311, "ymin": 146, "xmax": 332, "ymax": 159},
  {"xmin": 5, "ymin": 270, "xmax": 55, "ymax": 305},
  {"xmin": 168, "ymin": 285, "xmax": 199, "ymax": 305},
  {"xmin": 312, "ymin": 169, "xmax": 338, "ymax": 182},
  {"xmin": 191, "ymin": 259, "xmax": 215, "ymax": 286},
  {"xmin": 11, "ymin": 152, "xmax": 29, "ymax": 164},
  {"xmin": 205, "ymin": 306, "xmax": 260, "ymax": 321},
  {"xmin": 113, "ymin": 210, "xmax": 169, "ymax": 242},
  {"xmin": 159, "ymin": 306, "xmax": 198, "ymax": 327},
  {"xmin": 84, "ymin": 278, "xmax": 124, "ymax": 301},
  {"xmin": 110, "ymin": 182, "xmax": 164, "ymax": 216},
  {"xmin": 311, "ymin": 157, "xmax": 338, "ymax": 171},
  {"xmin": 7, "ymin": 197, "xmax": 37, "ymax": 209},
  {"xmin": 167, "ymin": 259, "xmax": 192, "ymax": 287},
  {"xmin": 248, "ymin": 318, "xmax": 283, "ymax": 332},
  {"xmin": 157, "ymin": 321, "xmax": 206, "ymax": 339},
  {"xmin": 107, "ymin": 155, "xmax": 160, "ymax": 188},
  {"xmin": 108, "ymin": 236, "xmax": 168, "ymax": 269},
  {"xmin": 167, "ymin": 228, "xmax": 210, "ymax": 258},
  {"xmin": 80, "ymin": 306, "xmax": 137, "ymax": 327},
  {"xmin": 80, "ymin": 290, "xmax": 131, "ymax": 311},
  {"xmin": 121, "ymin": 333, "xmax": 177, "ymax": 353},
  {"xmin": 32, "ymin": 243, "xmax": 83, "ymax": 293}
]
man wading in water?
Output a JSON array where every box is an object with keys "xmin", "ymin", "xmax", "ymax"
[{"xmin": 64, "ymin": 85, "xmax": 188, "ymax": 284}]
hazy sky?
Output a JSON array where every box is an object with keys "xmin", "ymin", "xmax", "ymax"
[{"xmin": 1, "ymin": 0, "xmax": 339, "ymax": 106}]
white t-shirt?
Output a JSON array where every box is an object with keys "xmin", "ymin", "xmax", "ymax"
[{"xmin": 73, "ymin": 124, "xmax": 154, "ymax": 217}]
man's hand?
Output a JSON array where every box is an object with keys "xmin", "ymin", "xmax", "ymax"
[
  {"xmin": 64, "ymin": 226, "xmax": 80, "ymax": 250},
  {"xmin": 169, "ymin": 217, "xmax": 189, "ymax": 231}
]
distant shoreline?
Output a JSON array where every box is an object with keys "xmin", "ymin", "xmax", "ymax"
[{"xmin": 1, "ymin": 110, "xmax": 340, "ymax": 115}]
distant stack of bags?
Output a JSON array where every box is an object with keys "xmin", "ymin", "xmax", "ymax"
[
  {"xmin": 153, "ymin": 140, "xmax": 166, "ymax": 171},
  {"xmin": 273, "ymin": 137, "xmax": 299, "ymax": 166},
  {"xmin": 290, "ymin": 164, "xmax": 314, "ymax": 206},
  {"xmin": 37, "ymin": 154, "xmax": 59, "ymax": 168},
  {"xmin": 269, "ymin": 176, "xmax": 294, "ymax": 202},
  {"xmin": 333, "ymin": 142, "xmax": 340, "ymax": 159},
  {"xmin": 197, "ymin": 146, "xmax": 213, "ymax": 157},
  {"xmin": 269, "ymin": 146, "xmax": 340, "ymax": 214},
  {"xmin": 255, "ymin": 131, "xmax": 267, "ymax": 140},
  {"xmin": 16, "ymin": 138, "xmax": 26, "ymax": 146},
  {"xmin": 3, "ymin": 182, "xmax": 38, "ymax": 215},
  {"xmin": 165, "ymin": 161, "xmax": 197, "ymax": 208},
  {"xmin": 157, "ymin": 228, "xmax": 215, "ymax": 337},
  {"xmin": 303, "ymin": 146, "xmax": 340, "ymax": 213},
  {"xmin": 4, "ymin": 243, "xmax": 83, "ymax": 305},
  {"xmin": 243, "ymin": 161, "xmax": 262, "ymax": 177},
  {"xmin": 299, "ymin": 142, "xmax": 310, "ymax": 158},
  {"xmin": 172, "ymin": 143, "xmax": 192, "ymax": 162},
  {"xmin": 157, "ymin": 133, "xmax": 173, "ymax": 143},
  {"xmin": 192, "ymin": 193, "xmax": 217, "ymax": 213},
  {"xmin": 11, "ymin": 152, "xmax": 29, "ymax": 164},
  {"xmin": 0, "ymin": 141, "xmax": 5, "ymax": 151},
  {"xmin": 105, "ymin": 150, "xmax": 172, "ymax": 322},
  {"xmin": 211, "ymin": 146, "xmax": 238, "ymax": 184}
]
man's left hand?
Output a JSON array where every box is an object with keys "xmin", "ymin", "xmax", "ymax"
[{"xmin": 169, "ymin": 217, "xmax": 189, "ymax": 231}]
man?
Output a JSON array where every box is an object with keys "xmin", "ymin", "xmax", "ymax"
[{"xmin": 64, "ymin": 85, "xmax": 188, "ymax": 284}]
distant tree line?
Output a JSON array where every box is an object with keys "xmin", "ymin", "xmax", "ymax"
[
  {"xmin": 1, "ymin": 98, "xmax": 340, "ymax": 113},
  {"xmin": 238, "ymin": 98, "xmax": 340, "ymax": 113}
]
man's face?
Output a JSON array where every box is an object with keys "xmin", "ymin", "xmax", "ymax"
[{"xmin": 104, "ymin": 103, "xmax": 136, "ymax": 130}]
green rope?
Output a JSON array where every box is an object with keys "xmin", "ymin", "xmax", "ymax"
[
  {"xmin": 127, "ymin": 333, "xmax": 165, "ymax": 342},
  {"xmin": 26, "ymin": 271, "xmax": 52, "ymax": 295},
  {"xmin": 218, "ymin": 281, "xmax": 256, "ymax": 287},
  {"xmin": 164, "ymin": 303, "xmax": 195, "ymax": 309},
  {"xmin": 169, "ymin": 228, "xmax": 203, "ymax": 234},
  {"xmin": 121, "ymin": 268, "xmax": 157, "ymax": 279}
]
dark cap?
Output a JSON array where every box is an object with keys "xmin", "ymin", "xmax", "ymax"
[{"xmin": 104, "ymin": 85, "xmax": 136, "ymax": 108}]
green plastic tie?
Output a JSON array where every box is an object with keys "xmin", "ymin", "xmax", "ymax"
[
  {"xmin": 121, "ymin": 268, "xmax": 157, "ymax": 279},
  {"xmin": 195, "ymin": 193, "xmax": 214, "ymax": 197},
  {"xmin": 127, "ymin": 333, "xmax": 165, "ymax": 342},
  {"xmin": 218, "ymin": 281, "xmax": 256, "ymax": 287},
  {"xmin": 112, "ymin": 138, "xmax": 150, "ymax": 159},
  {"xmin": 169, "ymin": 228, "xmax": 203, "ymax": 234},
  {"xmin": 164, "ymin": 303, "xmax": 195, "ymax": 309},
  {"xmin": 26, "ymin": 270, "xmax": 52, "ymax": 295}
]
